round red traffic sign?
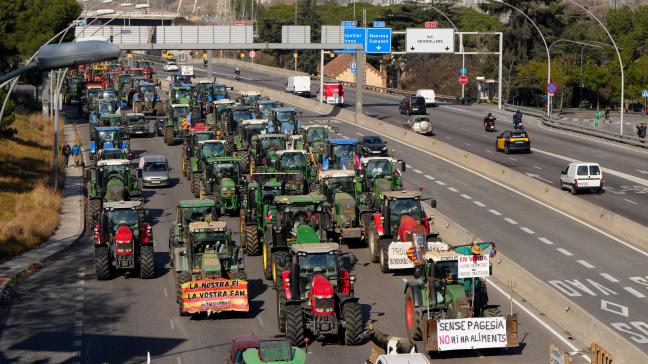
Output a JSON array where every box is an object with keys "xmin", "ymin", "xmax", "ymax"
[
  {"xmin": 459, "ymin": 75, "xmax": 468, "ymax": 86},
  {"xmin": 249, "ymin": 50, "xmax": 256, "ymax": 58}
]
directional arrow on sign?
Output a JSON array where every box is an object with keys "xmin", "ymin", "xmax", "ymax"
[
  {"xmin": 445, "ymin": 46, "xmax": 449, "ymax": 51},
  {"xmin": 410, "ymin": 46, "xmax": 415, "ymax": 51},
  {"xmin": 376, "ymin": 45, "xmax": 381, "ymax": 50},
  {"xmin": 525, "ymin": 172, "xmax": 554, "ymax": 184}
]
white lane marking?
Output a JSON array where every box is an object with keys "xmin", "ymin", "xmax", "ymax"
[
  {"xmin": 424, "ymin": 175, "xmax": 435, "ymax": 180},
  {"xmin": 460, "ymin": 194, "xmax": 472, "ymax": 199},
  {"xmin": 473, "ymin": 201, "xmax": 486, "ymax": 207},
  {"xmin": 413, "ymin": 169, "xmax": 423, "ymax": 174},
  {"xmin": 406, "ymin": 163, "xmax": 413, "ymax": 169},
  {"xmin": 486, "ymin": 279, "xmax": 589, "ymax": 362},
  {"xmin": 170, "ymin": 318, "xmax": 175, "ymax": 330},
  {"xmin": 163, "ymin": 288, "xmax": 169, "ymax": 297},
  {"xmin": 435, "ymin": 180, "xmax": 446, "ymax": 186},
  {"xmin": 624, "ymin": 286, "xmax": 646, "ymax": 298},
  {"xmin": 636, "ymin": 169, "xmax": 648, "ymax": 174},
  {"xmin": 486, "ymin": 150, "xmax": 493, "ymax": 153},
  {"xmin": 525, "ymin": 172, "xmax": 555, "ymax": 184},
  {"xmin": 355, "ymin": 132, "xmax": 364, "ymax": 136},
  {"xmin": 520, "ymin": 227, "xmax": 535, "ymax": 234},
  {"xmin": 538, "ymin": 237, "xmax": 555, "ymax": 245},
  {"xmin": 504, "ymin": 217, "xmax": 518, "ymax": 225},
  {"xmin": 488, "ymin": 209, "xmax": 502, "ymax": 216},
  {"xmin": 624, "ymin": 198, "xmax": 638, "ymax": 205},
  {"xmin": 273, "ymin": 90, "xmax": 648, "ymax": 259},
  {"xmin": 577, "ymin": 260, "xmax": 595, "ymax": 269},
  {"xmin": 534, "ymin": 166, "xmax": 542, "ymax": 170},
  {"xmin": 256, "ymin": 316, "xmax": 265, "ymax": 327},
  {"xmin": 445, "ymin": 136, "xmax": 452, "ymax": 140},
  {"xmin": 509, "ymin": 157, "xmax": 517, "ymax": 162},
  {"xmin": 557, "ymin": 248, "xmax": 573, "ymax": 256},
  {"xmin": 448, "ymin": 187, "xmax": 459, "ymax": 192},
  {"xmin": 600, "ymin": 273, "xmax": 620, "ymax": 283},
  {"xmin": 177, "ymin": 357, "xmax": 183, "ymax": 364}
]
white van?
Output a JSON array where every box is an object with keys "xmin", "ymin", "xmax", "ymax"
[
  {"xmin": 415, "ymin": 89, "xmax": 436, "ymax": 107},
  {"xmin": 559, "ymin": 162, "xmax": 603, "ymax": 194},
  {"xmin": 285, "ymin": 76, "xmax": 311, "ymax": 97}
]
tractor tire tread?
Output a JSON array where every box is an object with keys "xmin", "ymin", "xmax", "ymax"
[
  {"xmin": 139, "ymin": 245, "xmax": 155, "ymax": 279},
  {"xmin": 94, "ymin": 246, "xmax": 111, "ymax": 280},
  {"xmin": 285, "ymin": 304, "xmax": 305, "ymax": 347},
  {"xmin": 343, "ymin": 302, "xmax": 364, "ymax": 345}
]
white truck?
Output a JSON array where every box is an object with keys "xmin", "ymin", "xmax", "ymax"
[
  {"xmin": 415, "ymin": 89, "xmax": 436, "ymax": 107},
  {"xmin": 285, "ymin": 76, "xmax": 311, "ymax": 97}
]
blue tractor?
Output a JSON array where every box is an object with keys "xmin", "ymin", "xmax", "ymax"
[
  {"xmin": 322, "ymin": 138, "xmax": 358, "ymax": 171},
  {"xmin": 90, "ymin": 127, "xmax": 131, "ymax": 162},
  {"xmin": 269, "ymin": 108, "xmax": 302, "ymax": 135}
]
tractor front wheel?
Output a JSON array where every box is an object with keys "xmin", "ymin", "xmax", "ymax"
[
  {"xmin": 272, "ymin": 251, "xmax": 289, "ymax": 286},
  {"xmin": 405, "ymin": 288, "xmax": 423, "ymax": 340},
  {"xmin": 164, "ymin": 127, "xmax": 174, "ymax": 146},
  {"xmin": 95, "ymin": 246, "xmax": 111, "ymax": 280},
  {"xmin": 284, "ymin": 304, "xmax": 305, "ymax": 347},
  {"xmin": 244, "ymin": 224, "xmax": 260, "ymax": 256},
  {"xmin": 379, "ymin": 240, "xmax": 391, "ymax": 273},
  {"xmin": 367, "ymin": 222, "xmax": 379, "ymax": 263},
  {"xmin": 191, "ymin": 173, "xmax": 200, "ymax": 198},
  {"xmin": 176, "ymin": 271, "xmax": 192, "ymax": 316},
  {"xmin": 263, "ymin": 242, "xmax": 273, "ymax": 280},
  {"xmin": 139, "ymin": 245, "xmax": 155, "ymax": 279},
  {"xmin": 277, "ymin": 289, "xmax": 287, "ymax": 333},
  {"xmin": 87, "ymin": 199, "xmax": 101, "ymax": 227},
  {"xmin": 133, "ymin": 101, "xmax": 142, "ymax": 113},
  {"xmin": 239, "ymin": 150, "xmax": 250, "ymax": 174},
  {"xmin": 343, "ymin": 301, "xmax": 364, "ymax": 345}
]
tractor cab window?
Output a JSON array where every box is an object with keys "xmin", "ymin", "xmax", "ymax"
[
  {"xmin": 102, "ymin": 91, "xmax": 117, "ymax": 99},
  {"xmin": 332, "ymin": 144, "xmax": 355, "ymax": 159},
  {"xmin": 143, "ymin": 162, "xmax": 167, "ymax": 172},
  {"xmin": 141, "ymin": 85, "xmax": 155, "ymax": 93},
  {"xmin": 102, "ymin": 149, "xmax": 123, "ymax": 160},
  {"xmin": 274, "ymin": 111, "xmax": 294, "ymax": 123},
  {"xmin": 100, "ymin": 164, "xmax": 128, "ymax": 181},
  {"xmin": 212, "ymin": 162, "xmax": 239, "ymax": 181},
  {"xmin": 243, "ymin": 124, "xmax": 265, "ymax": 143},
  {"xmin": 280, "ymin": 153, "xmax": 306, "ymax": 171},
  {"xmin": 262, "ymin": 187, "xmax": 281, "ymax": 203},
  {"xmin": 258, "ymin": 340, "xmax": 293, "ymax": 362},
  {"xmin": 298, "ymin": 253, "xmax": 338, "ymax": 289},
  {"xmin": 192, "ymin": 233, "xmax": 228, "ymax": 255},
  {"xmin": 98, "ymin": 130, "xmax": 119, "ymax": 142},
  {"xmin": 389, "ymin": 198, "xmax": 422, "ymax": 227},
  {"xmin": 258, "ymin": 103, "xmax": 274, "ymax": 116},
  {"xmin": 182, "ymin": 207, "xmax": 213, "ymax": 226},
  {"xmin": 101, "ymin": 116, "xmax": 121, "ymax": 127},
  {"xmin": 173, "ymin": 106, "xmax": 190, "ymax": 117},
  {"xmin": 138, "ymin": 61, "xmax": 150, "ymax": 68},
  {"xmin": 98, "ymin": 102, "xmax": 115, "ymax": 115},
  {"xmin": 282, "ymin": 204, "xmax": 321, "ymax": 232},
  {"xmin": 175, "ymin": 89, "xmax": 191, "ymax": 100},
  {"xmin": 232, "ymin": 110, "xmax": 254, "ymax": 124},
  {"xmin": 107, "ymin": 209, "xmax": 139, "ymax": 232},
  {"xmin": 203, "ymin": 143, "xmax": 225, "ymax": 158},
  {"xmin": 133, "ymin": 69, "xmax": 144, "ymax": 77},
  {"xmin": 195, "ymin": 133, "xmax": 213, "ymax": 143},
  {"xmin": 430, "ymin": 260, "xmax": 472, "ymax": 304},
  {"xmin": 128, "ymin": 116, "xmax": 146, "ymax": 125},
  {"xmin": 261, "ymin": 137, "xmax": 286, "ymax": 151},
  {"xmin": 213, "ymin": 85, "xmax": 227, "ymax": 96},
  {"xmin": 306, "ymin": 128, "xmax": 327, "ymax": 143},
  {"xmin": 365, "ymin": 159, "xmax": 393, "ymax": 179},
  {"xmin": 323, "ymin": 176, "xmax": 355, "ymax": 201},
  {"xmin": 242, "ymin": 95, "xmax": 259, "ymax": 105},
  {"xmin": 89, "ymin": 89, "xmax": 102, "ymax": 98}
]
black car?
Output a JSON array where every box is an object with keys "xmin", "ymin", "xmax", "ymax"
[
  {"xmin": 358, "ymin": 135, "xmax": 388, "ymax": 157},
  {"xmin": 399, "ymin": 96, "xmax": 426, "ymax": 115}
]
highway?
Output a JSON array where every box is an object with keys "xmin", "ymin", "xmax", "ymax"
[{"xmin": 0, "ymin": 97, "xmax": 583, "ymax": 362}]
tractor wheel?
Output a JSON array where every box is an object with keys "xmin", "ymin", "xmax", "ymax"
[
  {"xmin": 176, "ymin": 271, "xmax": 192, "ymax": 316},
  {"xmin": 343, "ymin": 301, "xmax": 364, "ymax": 345},
  {"xmin": 263, "ymin": 242, "xmax": 273, "ymax": 280},
  {"xmin": 368, "ymin": 221, "xmax": 379, "ymax": 263},
  {"xmin": 483, "ymin": 307, "xmax": 502, "ymax": 317},
  {"xmin": 379, "ymin": 240, "xmax": 391, "ymax": 273},
  {"xmin": 164, "ymin": 127, "xmax": 174, "ymax": 146},
  {"xmin": 239, "ymin": 150, "xmax": 250, "ymax": 174},
  {"xmin": 154, "ymin": 103, "xmax": 164, "ymax": 116},
  {"xmin": 284, "ymin": 304, "xmax": 305, "ymax": 347},
  {"xmin": 360, "ymin": 214, "xmax": 371, "ymax": 247},
  {"xmin": 192, "ymin": 174, "xmax": 200, "ymax": 198},
  {"xmin": 277, "ymin": 289, "xmax": 287, "ymax": 333},
  {"xmin": 139, "ymin": 245, "xmax": 155, "ymax": 279},
  {"xmin": 87, "ymin": 199, "xmax": 101, "ymax": 227},
  {"xmin": 94, "ymin": 246, "xmax": 111, "ymax": 280},
  {"xmin": 272, "ymin": 251, "xmax": 289, "ymax": 286},
  {"xmin": 405, "ymin": 288, "xmax": 423, "ymax": 340},
  {"xmin": 133, "ymin": 101, "xmax": 142, "ymax": 113},
  {"xmin": 244, "ymin": 224, "xmax": 260, "ymax": 256}
]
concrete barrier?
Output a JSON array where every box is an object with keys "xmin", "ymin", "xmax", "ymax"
[
  {"xmin": 426, "ymin": 205, "xmax": 647, "ymax": 364},
  {"xmin": 221, "ymin": 77, "xmax": 648, "ymax": 254},
  {"xmin": 210, "ymin": 57, "xmax": 309, "ymax": 78}
]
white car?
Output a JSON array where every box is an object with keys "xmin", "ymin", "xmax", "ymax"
[
  {"xmin": 163, "ymin": 61, "xmax": 178, "ymax": 72},
  {"xmin": 559, "ymin": 162, "xmax": 603, "ymax": 194},
  {"xmin": 415, "ymin": 89, "xmax": 436, "ymax": 107},
  {"xmin": 405, "ymin": 115, "xmax": 433, "ymax": 135}
]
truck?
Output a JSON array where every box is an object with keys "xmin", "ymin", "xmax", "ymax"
[
  {"xmin": 285, "ymin": 76, "xmax": 311, "ymax": 97},
  {"xmin": 319, "ymin": 81, "xmax": 344, "ymax": 106}
]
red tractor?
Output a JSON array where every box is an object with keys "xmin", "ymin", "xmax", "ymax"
[
  {"xmin": 277, "ymin": 243, "xmax": 364, "ymax": 347},
  {"xmin": 93, "ymin": 201, "xmax": 155, "ymax": 280},
  {"xmin": 365, "ymin": 190, "xmax": 436, "ymax": 273}
]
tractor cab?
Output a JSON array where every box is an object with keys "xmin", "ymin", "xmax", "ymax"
[
  {"xmin": 359, "ymin": 157, "xmax": 405, "ymax": 208},
  {"xmin": 237, "ymin": 91, "xmax": 263, "ymax": 106},
  {"xmin": 287, "ymin": 243, "xmax": 343, "ymax": 296},
  {"xmin": 203, "ymin": 157, "xmax": 243, "ymax": 214},
  {"xmin": 198, "ymin": 140, "xmax": 228, "ymax": 160},
  {"xmin": 90, "ymin": 98, "xmax": 118, "ymax": 124},
  {"xmin": 318, "ymin": 169, "xmax": 363, "ymax": 241},
  {"xmin": 101, "ymin": 88, "xmax": 119, "ymax": 102},
  {"xmin": 97, "ymin": 147, "xmax": 127, "ymax": 161},
  {"xmin": 323, "ymin": 138, "xmax": 358, "ymax": 171},
  {"xmin": 101, "ymin": 200, "xmax": 144, "ymax": 236},
  {"xmin": 99, "ymin": 113, "xmax": 123, "ymax": 127},
  {"xmin": 256, "ymin": 100, "xmax": 282, "ymax": 119},
  {"xmin": 272, "ymin": 194, "xmax": 329, "ymax": 246},
  {"xmin": 90, "ymin": 127, "xmax": 129, "ymax": 159},
  {"xmin": 170, "ymin": 199, "xmax": 218, "ymax": 249},
  {"xmin": 220, "ymin": 105, "xmax": 256, "ymax": 143},
  {"xmin": 170, "ymin": 86, "xmax": 193, "ymax": 105},
  {"xmin": 251, "ymin": 133, "xmax": 288, "ymax": 172},
  {"xmin": 380, "ymin": 190, "xmax": 428, "ymax": 238},
  {"xmin": 236, "ymin": 119, "xmax": 269, "ymax": 151},
  {"xmin": 269, "ymin": 108, "xmax": 301, "ymax": 135},
  {"xmin": 92, "ymin": 159, "xmax": 140, "ymax": 202},
  {"xmin": 181, "ymin": 221, "xmax": 244, "ymax": 279}
]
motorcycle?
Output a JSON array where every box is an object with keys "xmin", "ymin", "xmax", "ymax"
[
  {"xmin": 203, "ymin": 59, "xmax": 208, "ymax": 67},
  {"xmin": 514, "ymin": 121, "xmax": 524, "ymax": 130},
  {"xmin": 234, "ymin": 70, "xmax": 241, "ymax": 81},
  {"xmin": 483, "ymin": 117, "xmax": 496, "ymax": 132}
]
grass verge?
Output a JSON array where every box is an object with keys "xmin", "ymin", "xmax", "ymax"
[{"xmin": 0, "ymin": 113, "xmax": 65, "ymax": 263}]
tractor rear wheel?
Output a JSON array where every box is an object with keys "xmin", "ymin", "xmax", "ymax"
[
  {"xmin": 263, "ymin": 242, "xmax": 273, "ymax": 280},
  {"xmin": 154, "ymin": 102, "xmax": 164, "ymax": 116},
  {"xmin": 272, "ymin": 251, "xmax": 289, "ymax": 286},
  {"xmin": 285, "ymin": 304, "xmax": 305, "ymax": 347},
  {"xmin": 277, "ymin": 289, "xmax": 287, "ymax": 333},
  {"xmin": 95, "ymin": 246, "xmax": 111, "ymax": 280},
  {"xmin": 483, "ymin": 307, "xmax": 502, "ymax": 317},
  {"xmin": 405, "ymin": 288, "xmax": 423, "ymax": 340},
  {"xmin": 176, "ymin": 271, "xmax": 191, "ymax": 315},
  {"xmin": 368, "ymin": 221, "xmax": 379, "ymax": 263},
  {"xmin": 343, "ymin": 301, "xmax": 364, "ymax": 345},
  {"xmin": 139, "ymin": 245, "xmax": 155, "ymax": 279},
  {"xmin": 379, "ymin": 240, "xmax": 391, "ymax": 273},
  {"xmin": 164, "ymin": 127, "xmax": 174, "ymax": 146},
  {"xmin": 239, "ymin": 150, "xmax": 250, "ymax": 174},
  {"xmin": 133, "ymin": 101, "xmax": 142, "ymax": 113},
  {"xmin": 191, "ymin": 173, "xmax": 200, "ymax": 198},
  {"xmin": 244, "ymin": 224, "xmax": 260, "ymax": 256},
  {"xmin": 87, "ymin": 199, "xmax": 101, "ymax": 227}
]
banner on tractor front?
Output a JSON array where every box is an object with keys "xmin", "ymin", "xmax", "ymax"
[
  {"xmin": 387, "ymin": 241, "xmax": 452, "ymax": 269},
  {"xmin": 436, "ymin": 317, "xmax": 507, "ymax": 351},
  {"xmin": 181, "ymin": 279, "xmax": 249, "ymax": 313},
  {"xmin": 457, "ymin": 255, "xmax": 489, "ymax": 279}
]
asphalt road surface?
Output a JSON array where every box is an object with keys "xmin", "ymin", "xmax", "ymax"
[{"xmin": 0, "ymin": 95, "xmax": 585, "ymax": 362}]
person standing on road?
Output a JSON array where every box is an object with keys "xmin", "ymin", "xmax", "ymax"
[{"xmin": 62, "ymin": 142, "xmax": 71, "ymax": 167}]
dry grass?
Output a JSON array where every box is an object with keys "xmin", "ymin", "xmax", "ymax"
[{"xmin": 0, "ymin": 113, "xmax": 65, "ymax": 263}]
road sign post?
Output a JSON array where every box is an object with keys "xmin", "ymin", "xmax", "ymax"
[{"xmin": 406, "ymin": 28, "xmax": 454, "ymax": 53}]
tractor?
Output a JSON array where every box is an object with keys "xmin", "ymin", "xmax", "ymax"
[
  {"xmin": 81, "ymin": 84, "xmax": 103, "ymax": 116},
  {"xmin": 181, "ymin": 127, "xmax": 215, "ymax": 178},
  {"xmin": 322, "ymin": 139, "xmax": 359, "ymax": 171},
  {"xmin": 168, "ymin": 85, "xmax": 193, "ymax": 105},
  {"xmin": 261, "ymin": 194, "xmax": 332, "ymax": 284},
  {"xmin": 193, "ymin": 80, "xmax": 231, "ymax": 115},
  {"xmin": 86, "ymin": 159, "xmax": 142, "ymax": 226},
  {"xmin": 303, "ymin": 124, "xmax": 337, "ymax": 168},
  {"xmin": 62, "ymin": 75, "xmax": 83, "ymax": 105},
  {"xmin": 125, "ymin": 113, "xmax": 150, "ymax": 137},
  {"xmin": 276, "ymin": 243, "xmax": 364, "ymax": 347},
  {"xmin": 250, "ymin": 133, "xmax": 288, "ymax": 173},
  {"xmin": 164, "ymin": 103, "xmax": 192, "ymax": 145},
  {"xmin": 93, "ymin": 200, "xmax": 155, "ymax": 280},
  {"xmin": 95, "ymin": 147, "xmax": 128, "ymax": 162},
  {"xmin": 240, "ymin": 338, "xmax": 306, "ymax": 364},
  {"xmin": 365, "ymin": 190, "xmax": 436, "ymax": 272},
  {"xmin": 274, "ymin": 150, "xmax": 311, "ymax": 194},
  {"xmin": 403, "ymin": 241, "xmax": 519, "ymax": 353},
  {"xmin": 188, "ymin": 140, "xmax": 229, "ymax": 193},
  {"xmin": 89, "ymin": 127, "xmax": 130, "ymax": 162},
  {"xmin": 205, "ymin": 98, "xmax": 235, "ymax": 132},
  {"xmin": 168, "ymin": 199, "xmax": 219, "ymax": 255},
  {"xmin": 117, "ymin": 73, "xmax": 133, "ymax": 106},
  {"xmin": 131, "ymin": 82, "xmax": 164, "ymax": 115},
  {"xmin": 234, "ymin": 119, "xmax": 269, "ymax": 173},
  {"xmin": 255, "ymin": 100, "xmax": 283, "ymax": 119},
  {"xmin": 172, "ymin": 221, "xmax": 248, "ymax": 316},
  {"xmin": 198, "ymin": 157, "xmax": 243, "ymax": 216},
  {"xmin": 98, "ymin": 113, "xmax": 123, "ymax": 128},
  {"xmin": 89, "ymin": 99, "xmax": 118, "ymax": 125},
  {"xmin": 358, "ymin": 157, "xmax": 406, "ymax": 210},
  {"xmin": 134, "ymin": 60, "xmax": 154, "ymax": 80},
  {"xmin": 318, "ymin": 169, "xmax": 364, "ymax": 243},
  {"xmin": 269, "ymin": 108, "xmax": 302, "ymax": 135},
  {"xmin": 237, "ymin": 90, "xmax": 263, "ymax": 106},
  {"xmin": 219, "ymin": 105, "xmax": 256, "ymax": 145}
]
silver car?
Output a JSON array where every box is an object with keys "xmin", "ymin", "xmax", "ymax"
[
  {"xmin": 405, "ymin": 115, "xmax": 433, "ymax": 135},
  {"xmin": 138, "ymin": 155, "xmax": 170, "ymax": 187}
]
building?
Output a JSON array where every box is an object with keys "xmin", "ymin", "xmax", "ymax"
[{"xmin": 323, "ymin": 53, "xmax": 386, "ymax": 88}]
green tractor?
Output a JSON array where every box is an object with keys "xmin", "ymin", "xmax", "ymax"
[
  {"xmin": 199, "ymin": 156, "xmax": 243, "ymax": 215},
  {"xmin": 86, "ymin": 159, "xmax": 143, "ymax": 226},
  {"xmin": 168, "ymin": 85, "xmax": 193, "ymax": 105},
  {"xmin": 205, "ymin": 98, "xmax": 235, "ymax": 132},
  {"xmin": 237, "ymin": 90, "xmax": 263, "ymax": 106},
  {"xmin": 172, "ymin": 221, "xmax": 247, "ymax": 316},
  {"xmin": 250, "ymin": 133, "xmax": 288, "ymax": 173},
  {"xmin": 188, "ymin": 140, "xmax": 229, "ymax": 194},
  {"xmin": 117, "ymin": 73, "xmax": 133, "ymax": 105},
  {"xmin": 62, "ymin": 75, "xmax": 83, "ymax": 105},
  {"xmin": 261, "ymin": 193, "xmax": 331, "ymax": 284},
  {"xmin": 218, "ymin": 105, "xmax": 256, "ymax": 145},
  {"xmin": 303, "ymin": 124, "xmax": 338, "ymax": 167},
  {"xmin": 358, "ymin": 157, "xmax": 406, "ymax": 210},
  {"xmin": 181, "ymin": 129, "xmax": 215, "ymax": 178},
  {"xmin": 318, "ymin": 169, "xmax": 365, "ymax": 243},
  {"xmin": 255, "ymin": 100, "xmax": 283, "ymax": 119},
  {"xmin": 167, "ymin": 199, "xmax": 219, "ymax": 255},
  {"xmin": 234, "ymin": 119, "xmax": 269, "ymax": 174},
  {"xmin": 131, "ymin": 82, "xmax": 164, "ymax": 115},
  {"xmin": 164, "ymin": 103, "xmax": 192, "ymax": 145},
  {"xmin": 276, "ymin": 150, "xmax": 316, "ymax": 193},
  {"xmin": 403, "ymin": 242, "xmax": 519, "ymax": 353}
]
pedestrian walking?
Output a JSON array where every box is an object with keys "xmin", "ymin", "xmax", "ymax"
[
  {"xmin": 62, "ymin": 142, "xmax": 71, "ymax": 167},
  {"xmin": 72, "ymin": 142, "xmax": 81, "ymax": 167}
]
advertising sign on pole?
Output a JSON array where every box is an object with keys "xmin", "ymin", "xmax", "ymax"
[
  {"xmin": 406, "ymin": 28, "xmax": 454, "ymax": 53},
  {"xmin": 457, "ymin": 255, "xmax": 489, "ymax": 278},
  {"xmin": 436, "ymin": 317, "xmax": 508, "ymax": 351}
]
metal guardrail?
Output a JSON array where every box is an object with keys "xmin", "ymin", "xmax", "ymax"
[{"xmin": 504, "ymin": 103, "xmax": 648, "ymax": 149}]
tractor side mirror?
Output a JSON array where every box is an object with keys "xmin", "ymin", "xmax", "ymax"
[{"xmin": 430, "ymin": 199, "xmax": 437, "ymax": 209}]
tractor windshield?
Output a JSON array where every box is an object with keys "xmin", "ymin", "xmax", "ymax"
[
  {"xmin": 431, "ymin": 260, "xmax": 472, "ymax": 293},
  {"xmin": 203, "ymin": 143, "xmax": 225, "ymax": 158},
  {"xmin": 262, "ymin": 187, "xmax": 282, "ymax": 203},
  {"xmin": 213, "ymin": 162, "xmax": 239, "ymax": 180},
  {"xmin": 141, "ymin": 85, "xmax": 155, "ymax": 93},
  {"xmin": 98, "ymin": 102, "xmax": 115, "ymax": 115},
  {"xmin": 102, "ymin": 90, "xmax": 117, "ymax": 100},
  {"xmin": 195, "ymin": 133, "xmax": 214, "ymax": 143},
  {"xmin": 101, "ymin": 116, "xmax": 121, "ymax": 127},
  {"xmin": 261, "ymin": 137, "xmax": 286, "ymax": 151},
  {"xmin": 89, "ymin": 89, "xmax": 102, "ymax": 98},
  {"xmin": 324, "ymin": 176, "xmax": 355, "ymax": 200},
  {"xmin": 243, "ymin": 124, "xmax": 265, "ymax": 143},
  {"xmin": 107, "ymin": 209, "xmax": 139, "ymax": 232},
  {"xmin": 258, "ymin": 340, "xmax": 293, "ymax": 362},
  {"xmin": 133, "ymin": 69, "xmax": 144, "ymax": 77},
  {"xmin": 299, "ymin": 253, "xmax": 337, "ymax": 272},
  {"xmin": 192, "ymin": 233, "xmax": 229, "ymax": 260},
  {"xmin": 275, "ymin": 111, "xmax": 294, "ymax": 123},
  {"xmin": 365, "ymin": 159, "xmax": 393, "ymax": 179},
  {"xmin": 242, "ymin": 95, "xmax": 259, "ymax": 105},
  {"xmin": 279, "ymin": 153, "xmax": 306, "ymax": 171},
  {"xmin": 283, "ymin": 204, "xmax": 321, "ymax": 232},
  {"xmin": 100, "ymin": 165, "xmax": 128, "ymax": 180},
  {"xmin": 127, "ymin": 116, "xmax": 146, "ymax": 125},
  {"xmin": 181, "ymin": 207, "xmax": 213, "ymax": 226},
  {"xmin": 258, "ymin": 103, "xmax": 274, "ymax": 116},
  {"xmin": 389, "ymin": 198, "xmax": 422, "ymax": 228},
  {"xmin": 97, "ymin": 130, "xmax": 119, "ymax": 142},
  {"xmin": 332, "ymin": 144, "xmax": 355, "ymax": 159},
  {"xmin": 173, "ymin": 106, "xmax": 190, "ymax": 116},
  {"xmin": 232, "ymin": 110, "xmax": 254, "ymax": 124},
  {"xmin": 213, "ymin": 85, "xmax": 227, "ymax": 96},
  {"xmin": 175, "ymin": 89, "xmax": 191, "ymax": 100},
  {"xmin": 102, "ymin": 149, "xmax": 124, "ymax": 160},
  {"xmin": 306, "ymin": 128, "xmax": 327, "ymax": 143},
  {"xmin": 139, "ymin": 61, "xmax": 151, "ymax": 68}
]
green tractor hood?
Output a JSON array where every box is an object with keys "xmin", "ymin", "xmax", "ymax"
[
  {"xmin": 334, "ymin": 192, "xmax": 356, "ymax": 226},
  {"xmin": 220, "ymin": 177, "xmax": 236, "ymax": 191},
  {"xmin": 294, "ymin": 224, "xmax": 320, "ymax": 244},
  {"xmin": 201, "ymin": 252, "xmax": 223, "ymax": 278},
  {"xmin": 104, "ymin": 178, "xmax": 126, "ymax": 202}
]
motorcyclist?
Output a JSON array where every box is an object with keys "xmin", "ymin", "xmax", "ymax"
[
  {"xmin": 483, "ymin": 112, "xmax": 496, "ymax": 127},
  {"xmin": 203, "ymin": 58, "xmax": 208, "ymax": 67},
  {"xmin": 513, "ymin": 110, "xmax": 523, "ymax": 127},
  {"xmin": 234, "ymin": 67, "xmax": 241, "ymax": 80}
]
